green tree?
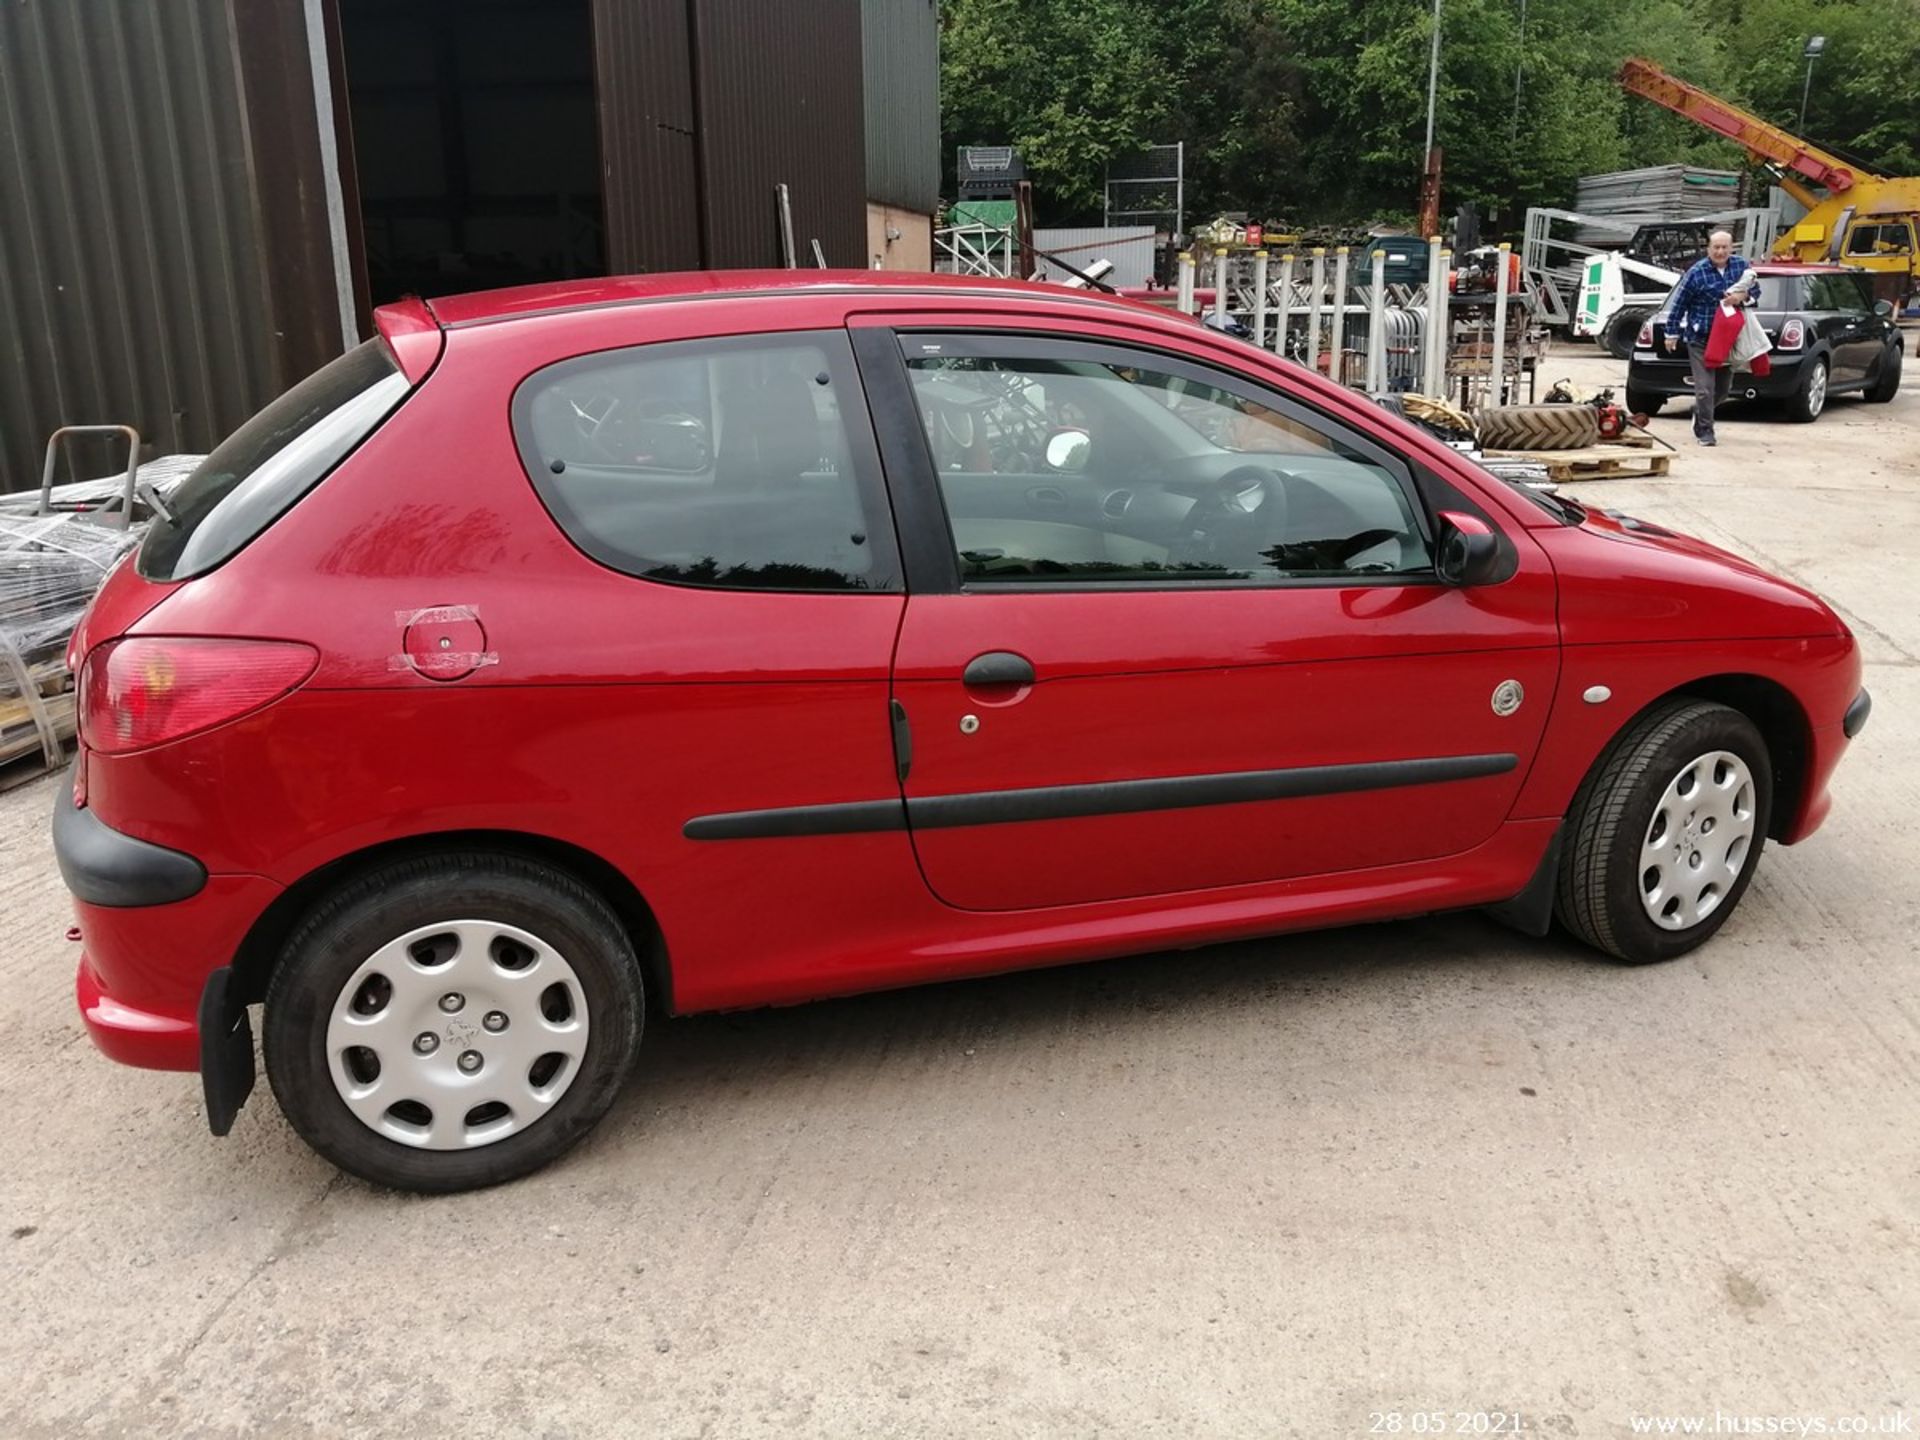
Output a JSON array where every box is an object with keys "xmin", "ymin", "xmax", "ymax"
[
  {"xmin": 1718, "ymin": 0, "xmax": 1920, "ymax": 173},
  {"xmin": 939, "ymin": 0, "xmax": 1920, "ymax": 234}
]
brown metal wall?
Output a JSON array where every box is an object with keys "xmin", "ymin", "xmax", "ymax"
[
  {"xmin": 592, "ymin": 0, "xmax": 703, "ymax": 272},
  {"xmin": 231, "ymin": 0, "xmax": 358, "ymax": 384},
  {"xmin": 0, "ymin": 0, "xmax": 283, "ymax": 492},
  {"xmin": 693, "ymin": 0, "xmax": 867, "ymax": 269}
]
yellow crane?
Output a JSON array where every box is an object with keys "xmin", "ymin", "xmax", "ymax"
[{"xmin": 1619, "ymin": 57, "xmax": 1919, "ymax": 307}]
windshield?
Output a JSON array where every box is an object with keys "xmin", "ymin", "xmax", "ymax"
[{"xmin": 139, "ymin": 341, "xmax": 411, "ymax": 581}]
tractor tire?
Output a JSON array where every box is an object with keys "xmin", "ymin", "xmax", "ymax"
[{"xmin": 1475, "ymin": 404, "xmax": 1602, "ymax": 452}]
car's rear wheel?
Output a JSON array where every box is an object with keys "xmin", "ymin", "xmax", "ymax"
[
  {"xmin": 264, "ymin": 853, "xmax": 643, "ymax": 1192},
  {"xmin": 1785, "ymin": 356, "xmax": 1828, "ymax": 423},
  {"xmin": 1865, "ymin": 344, "xmax": 1902, "ymax": 403},
  {"xmin": 1623, "ymin": 386, "xmax": 1664, "ymax": 417},
  {"xmin": 1555, "ymin": 700, "xmax": 1772, "ymax": 964}
]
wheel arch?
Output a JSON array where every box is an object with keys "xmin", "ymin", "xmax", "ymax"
[
  {"xmin": 1596, "ymin": 674, "xmax": 1811, "ymax": 841},
  {"xmin": 230, "ymin": 830, "xmax": 674, "ymax": 1015}
]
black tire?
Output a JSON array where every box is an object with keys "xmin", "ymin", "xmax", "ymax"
[
  {"xmin": 1865, "ymin": 343, "xmax": 1902, "ymax": 403},
  {"xmin": 1624, "ymin": 386, "xmax": 1664, "ymax": 418},
  {"xmin": 1784, "ymin": 356, "xmax": 1829, "ymax": 423},
  {"xmin": 264, "ymin": 853, "xmax": 644, "ymax": 1192},
  {"xmin": 1604, "ymin": 307, "xmax": 1653, "ymax": 361},
  {"xmin": 1555, "ymin": 700, "xmax": 1772, "ymax": 964}
]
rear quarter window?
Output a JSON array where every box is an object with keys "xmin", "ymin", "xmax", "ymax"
[
  {"xmin": 139, "ymin": 341, "xmax": 411, "ymax": 581},
  {"xmin": 511, "ymin": 331, "xmax": 900, "ymax": 593}
]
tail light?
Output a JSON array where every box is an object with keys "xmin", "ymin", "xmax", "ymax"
[
  {"xmin": 1778, "ymin": 319, "xmax": 1806, "ymax": 349},
  {"xmin": 78, "ymin": 637, "xmax": 318, "ymax": 755},
  {"xmin": 1636, "ymin": 319, "xmax": 1655, "ymax": 348}
]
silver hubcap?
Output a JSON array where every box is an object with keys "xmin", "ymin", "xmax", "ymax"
[
  {"xmin": 325, "ymin": 920, "xmax": 590, "ymax": 1149},
  {"xmin": 1806, "ymin": 362, "xmax": 1827, "ymax": 416},
  {"xmin": 1639, "ymin": 750, "xmax": 1757, "ymax": 931}
]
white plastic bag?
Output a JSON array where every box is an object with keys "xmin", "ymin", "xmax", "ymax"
[{"xmin": 1728, "ymin": 307, "xmax": 1772, "ymax": 370}]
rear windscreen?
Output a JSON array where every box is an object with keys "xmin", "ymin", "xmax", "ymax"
[
  {"xmin": 138, "ymin": 341, "xmax": 412, "ymax": 581},
  {"xmin": 1658, "ymin": 275, "xmax": 1799, "ymax": 314}
]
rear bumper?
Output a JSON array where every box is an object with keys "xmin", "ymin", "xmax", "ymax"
[
  {"xmin": 55, "ymin": 781, "xmax": 283, "ymax": 1071},
  {"xmin": 54, "ymin": 782, "xmax": 206, "ymax": 907},
  {"xmin": 1627, "ymin": 351, "xmax": 1811, "ymax": 401},
  {"xmin": 68, "ymin": 874, "xmax": 283, "ymax": 1072},
  {"xmin": 76, "ymin": 957, "xmax": 199, "ymax": 1070}
]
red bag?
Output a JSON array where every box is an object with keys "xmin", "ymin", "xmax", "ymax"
[{"xmin": 1702, "ymin": 303, "xmax": 1744, "ymax": 369}]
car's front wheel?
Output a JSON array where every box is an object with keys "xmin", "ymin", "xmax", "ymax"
[
  {"xmin": 264, "ymin": 853, "xmax": 644, "ymax": 1192},
  {"xmin": 1785, "ymin": 356, "xmax": 1829, "ymax": 423},
  {"xmin": 1556, "ymin": 700, "xmax": 1772, "ymax": 964}
]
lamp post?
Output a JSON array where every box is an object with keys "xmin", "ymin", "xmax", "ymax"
[
  {"xmin": 1799, "ymin": 35, "xmax": 1825, "ymax": 133},
  {"xmin": 1417, "ymin": 0, "xmax": 1444, "ymax": 238}
]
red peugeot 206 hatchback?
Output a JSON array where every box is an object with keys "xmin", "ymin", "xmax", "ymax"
[{"xmin": 56, "ymin": 272, "xmax": 1869, "ymax": 1191}]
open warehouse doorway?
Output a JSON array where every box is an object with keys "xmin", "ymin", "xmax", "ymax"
[{"xmin": 333, "ymin": 0, "xmax": 605, "ymax": 308}]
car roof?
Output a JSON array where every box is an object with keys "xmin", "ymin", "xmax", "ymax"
[{"xmin": 418, "ymin": 269, "xmax": 1186, "ymax": 330}]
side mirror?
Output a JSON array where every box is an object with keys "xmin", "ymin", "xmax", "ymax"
[
  {"xmin": 1874, "ymin": 298, "xmax": 1895, "ymax": 318},
  {"xmin": 1044, "ymin": 429, "xmax": 1092, "ymax": 473},
  {"xmin": 1436, "ymin": 510, "xmax": 1502, "ymax": 587}
]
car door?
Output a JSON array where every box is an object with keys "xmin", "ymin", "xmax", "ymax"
[
  {"xmin": 1808, "ymin": 274, "xmax": 1876, "ymax": 384},
  {"xmin": 851, "ymin": 318, "xmax": 1559, "ymax": 913}
]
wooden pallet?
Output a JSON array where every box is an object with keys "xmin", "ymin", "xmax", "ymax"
[
  {"xmin": 1482, "ymin": 443, "xmax": 1672, "ymax": 480},
  {"xmin": 0, "ymin": 689, "xmax": 74, "ymax": 769}
]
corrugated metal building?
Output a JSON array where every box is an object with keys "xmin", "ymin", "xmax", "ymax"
[
  {"xmin": 863, "ymin": 0, "xmax": 941, "ymax": 271},
  {"xmin": 0, "ymin": 0, "xmax": 939, "ymax": 493}
]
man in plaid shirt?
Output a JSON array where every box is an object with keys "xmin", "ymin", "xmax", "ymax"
[{"xmin": 1660, "ymin": 228, "xmax": 1757, "ymax": 446}]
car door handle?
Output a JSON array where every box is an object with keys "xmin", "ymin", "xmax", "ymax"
[{"xmin": 963, "ymin": 651, "xmax": 1035, "ymax": 688}]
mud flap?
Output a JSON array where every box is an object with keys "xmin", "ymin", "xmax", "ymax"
[
  {"xmin": 197, "ymin": 967, "xmax": 255, "ymax": 1137},
  {"xmin": 1483, "ymin": 824, "xmax": 1564, "ymax": 938}
]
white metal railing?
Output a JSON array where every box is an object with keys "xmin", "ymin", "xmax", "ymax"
[{"xmin": 934, "ymin": 224, "xmax": 1016, "ymax": 279}]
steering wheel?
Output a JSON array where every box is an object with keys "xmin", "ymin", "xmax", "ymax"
[{"xmin": 1170, "ymin": 464, "xmax": 1288, "ymax": 569}]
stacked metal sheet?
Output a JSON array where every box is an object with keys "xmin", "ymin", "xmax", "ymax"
[{"xmin": 1573, "ymin": 165, "xmax": 1743, "ymax": 243}]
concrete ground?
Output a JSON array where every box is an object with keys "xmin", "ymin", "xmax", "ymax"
[{"xmin": 2, "ymin": 339, "xmax": 1915, "ymax": 1438}]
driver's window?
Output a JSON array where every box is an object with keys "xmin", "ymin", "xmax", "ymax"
[{"xmin": 901, "ymin": 340, "xmax": 1432, "ymax": 586}]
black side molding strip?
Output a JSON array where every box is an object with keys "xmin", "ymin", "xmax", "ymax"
[
  {"xmin": 907, "ymin": 753, "xmax": 1518, "ymax": 830},
  {"xmin": 684, "ymin": 753, "xmax": 1518, "ymax": 841},
  {"xmin": 53, "ymin": 781, "xmax": 208, "ymax": 907},
  {"xmin": 1844, "ymin": 689, "xmax": 1871, "ymax": 739},
  {"xmin": 683, "ymin": 798, "xmax": 907, "ymax": 841}
]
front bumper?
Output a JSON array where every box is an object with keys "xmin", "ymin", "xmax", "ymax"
[
  {"xmin": 1627, "ymin": 350, "xmax": 1811, "ymax": 401},
  {"xmin": 1781, "ymin": 689, "xmax": 1870, "ymax": 847}
]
